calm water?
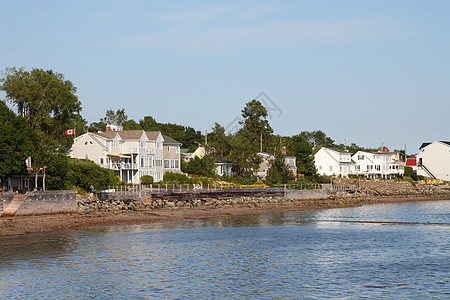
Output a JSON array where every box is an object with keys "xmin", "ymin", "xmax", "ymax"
[{"xmin": 0, "ymin": 200, "xmax": 449, "ymax": 299}]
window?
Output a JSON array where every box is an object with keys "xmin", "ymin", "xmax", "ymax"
[
  {"xmin": 329, "ymin": 166, "xmax": 333, "ymax": 171},
  {"xmin": 174, "ymin": 160, "xmax": 179, "ymax": 169},
  {"xmin": 319, "ymin": 166, "xmax": 322, "ymax": 170},
  {"xmin": 176, "ymin": 147, "xmax": 180, "ymax": 154},
  {"xmin": 168, "ymin": 146, "xmax": 171, "ymax": 152},
  {"xmin": 100, "ymin": 158, "xmax": 104, "ymax": 165},
  {"xmin": 358, "ymin": 155, "xmax": 364, "ymax": 160},
  {"xmin": 147, "ymin": 156, "xmax": 153, "ymax": 167},
  {"xmin": 164, "ymin": 160, "xmax": 170, "ymax": 168},
  {"xmin": 140, "ymin": 156, "xmax": 144, "ymax": 167}
]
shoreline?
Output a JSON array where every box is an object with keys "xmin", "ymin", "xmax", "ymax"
[{"xmin": 1, "ymin": 195, "xmax": 449, "ymax": 237}]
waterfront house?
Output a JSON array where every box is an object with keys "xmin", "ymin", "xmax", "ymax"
[
  {"xmin": 181, "ymin": 146, "xmax": 206, "ymax": 162},
  {"xmin": 314, "ymin": 147, "xmax": 355, "ymax": 177},
  {"xmin": 416, "ymin": 140, "xmax": 450, "ymax": 181},
  {"xmin": 69, "ymin": 127, "xmax": 170, "ymax": 183},
  {"xmin": 256, "ymin": 152, "xmax": 297, "ymax": 180},
  {"xmin": 352, "ymin": 150, "xmax": 404, "ymax": 179},
  {"xmin": 162, "ymin": 135, "xmax": 182, "ymax": 174},
  {"xmin": 214, "ymin": 157, "xmax": 233, "ymax": 176}
]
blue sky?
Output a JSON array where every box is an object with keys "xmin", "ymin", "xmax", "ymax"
[{"xmin": 1, "ymin": 0, "xmax": 449, "ymax": 154}]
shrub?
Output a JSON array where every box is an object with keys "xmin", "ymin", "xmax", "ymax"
[
  {"xmin": 66, "ymin": 158, "xmax": 116, "ymax": 191},
  {"xmin": 141, "ymin": 175, "xmax": 154, "ymax": 184},
  {"xmin": 163, "ymin": 172, "xmax": 189, "ymax": 184}
]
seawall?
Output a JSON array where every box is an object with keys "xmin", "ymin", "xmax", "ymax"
[{"xmin": 1, "ymin": 191, "xmax": 77, "ymax": 216}]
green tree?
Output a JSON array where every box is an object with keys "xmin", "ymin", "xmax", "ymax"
[
  {"xmin": 100, "ymin": 108, "xmax": 128, "ymax": 125},
  {"xmin": 228, "ymin": 130, "xmax": 262, "ymax": 179},
  {"xmin": 183, "ymin": 155, "xmax": 216, "ymax": 177},
  {"xmin": 123, "ymin": 119, "xmax": 142, "ymax": 130},
  {"xmin": 300, "ymin": 130, "xmax": 335, "ymax": 150},
  {"xmin": 286, "ymin": 134, "xmax": 316, "ymax": 176},
  {"xmin": 0, "ymin": 101, "xmax": 35, "ymax": 180},
  {"xmin": 139, "ymin": 116, "xmax": 159, "ymax": 131},
  {"xmin": 240, "ymin": 99, "xmax": 273, "ymax": 151},
  {"xmin": 1, "ymin": 67, "xmax": 82, "ymax": 145},
  {"xmin": 207, "ymin": 123, "xmax": 231, "ymax": 157},
  {"xmin": 265, "ymin": 153, "xmax": 295, "ymax": 184}
]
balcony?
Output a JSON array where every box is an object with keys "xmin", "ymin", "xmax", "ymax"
[{"xmin": 111, "ymin": 162, "xmax": 137, "ymax": 170}]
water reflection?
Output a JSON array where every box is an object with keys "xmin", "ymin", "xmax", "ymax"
[{"xmin": 0, "ymin": 200, "xmax": 448, "ymax": 299}]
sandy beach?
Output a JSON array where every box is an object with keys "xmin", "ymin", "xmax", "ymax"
[{"xmin": 1, "ymin": 195, "xmax": 448, "ymax": 237}]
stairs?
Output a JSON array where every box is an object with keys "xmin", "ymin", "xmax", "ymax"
[
  {"xmin": 2, "ymin": 194, "xmax": 27, "ymax": 217},
  {"xmin": 419, "ymin": 164, "xmax": 436, "ymax": 179}
]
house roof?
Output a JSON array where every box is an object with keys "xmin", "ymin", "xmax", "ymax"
[
  {"xmin": 162, "ymin": 135, "xmax": 181, "ymax": 145},
  {"xmin": 406, "ymin": 156, "xmax": 417, "ymax": 166},
  {"xmin": 95, "ymin": 130, "xmax": 160, "ymax": 141},
  {"xmin": 215, "ymin": 157, "xmax": 232, "ymax": 164},
  {"xmin": 419, "ymin": 141, "xmax": 450, "ymax": 150}
]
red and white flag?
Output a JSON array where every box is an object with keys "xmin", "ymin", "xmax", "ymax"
[{"xmin": 65, "ymin": 129, "xmax": 75, "ymax": 135}]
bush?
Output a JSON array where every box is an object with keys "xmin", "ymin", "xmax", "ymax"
[
  {"xmin": 163, "ymin": 172, "xmax": 189, "ymax": 184},
  {"xmin": 66, "ymin": 158, "xmax": 116, "ymax": 191},
  {"xmin": 141, "ymin": 175, "xmax": 154, "ymax": 184}
]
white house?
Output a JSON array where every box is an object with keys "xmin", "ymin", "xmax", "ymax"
[
  {"xmin": 214, "ymin": 157, "xmax": 233, "ymax": 176},
  {"xmin": 416, "ymin": 141, "xmax": 450, "ymax": 181},
  {"xmin": 352, "ymin": 150, "xmax": 404, "ymax": 179},
  {"xmin": 256, "ymin": 152, "xmax": 297, "ymax": 180},
  {"xmin": 314, "ymin": 147, "xmax": 354, "ymax": 177},
  {"xmin": 69, "ymin": 129, "xmax": 168, "ymax": 183}
]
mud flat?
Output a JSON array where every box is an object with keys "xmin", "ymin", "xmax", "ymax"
[{"xmin": 1, "ymin": 194, "xmax": 448, "ymax": 237}]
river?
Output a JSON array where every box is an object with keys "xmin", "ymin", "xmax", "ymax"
[{"xmin": 0, "ymin": 200, "xmax": 449, "ymax": 299}]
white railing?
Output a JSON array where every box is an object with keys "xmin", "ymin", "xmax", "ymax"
[{"xmin": 111, "ymin": 163, "xmax": 137, "ymax": 170}]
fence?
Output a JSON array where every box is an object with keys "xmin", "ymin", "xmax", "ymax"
[{"xmin": 98, "ymin": 183, "xmax": 360, "ymax": 202}]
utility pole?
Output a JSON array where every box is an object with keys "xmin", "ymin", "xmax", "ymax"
[
  {"xmin": 260, "ymin": 132, "xmax": 263, "ymax": 153},
  {"xmin": 404, "ymin": 144, "xmax": 407, "ymax": 162}
]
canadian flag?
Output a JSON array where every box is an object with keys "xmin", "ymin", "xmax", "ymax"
[{"xmin": 65, "ymin": 129, "xmax": 75, "ymax": 135}]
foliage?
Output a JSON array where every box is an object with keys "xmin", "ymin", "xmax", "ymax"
[
  {"xmin": 183, "ymin": 155, "xmax": 216, "ymax": 177},
  {"xmin": 228, "ymin": 130, "xmax": 262, "ymax": 179},
  {"xmin": 66, "ymin": 158, "xmax": 116, "ymax": 191},
  {"xmin": 286, "ymin": 134, "xmax": 316, "ymax": 176},
  {"xmin": 265, "ymin": 154, "xmax": 295, "ymax": 185},
  {"xmin": 239, "ymin": 99, "xmax": 273, "ymax": 150},
  {"xmin": 0, "ymin": 101, "xmax": 36, "ymax": 179},
  {"xmin": 404, "ymin": 166, "xmax": 414, "ymax": 177},
  {"xmin": 140, "ymin": 175, "xmax": 154, "ymax": 184},
  {"xmin": 300, "ymin": 130, "xmax": 335, "ymax": 151},
  {"xmin": 1, "ymin": 67, "xmax": 82, "ymax": 146},
  {"xmin": 163, "ymin": 172, "xmax": 189, "ymax": 184},
  {"xmin": 100, "ymin": 108, "xmax": 128, "ymax": 125},
  {"xmin": 207, "ymin": 123, "xmax": 231, "ymax": 157}
]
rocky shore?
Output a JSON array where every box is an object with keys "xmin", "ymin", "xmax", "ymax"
[{"xmin": 1, "ymin": 180, "xmax": 449, "ymax": 237}]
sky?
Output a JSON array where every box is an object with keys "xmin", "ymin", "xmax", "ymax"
[{"xmin": 1, "ymin": 0, "xmax": 449, "ymax": 154}]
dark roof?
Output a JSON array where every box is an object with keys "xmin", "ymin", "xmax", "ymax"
[
  {"xmin": 163, "ymin": 135, "xmax": 181, "ymax": 145},
  {"xmin": 419, "ymin": 141, "xmax": 450, "ymax": 150},
  {"xmin": 419, "ymin": 142, "xmax": 432, "ymax": 150},
  {"xmin": 214, "ymin": 157, "xmax": 232, "ymax": 164}
]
